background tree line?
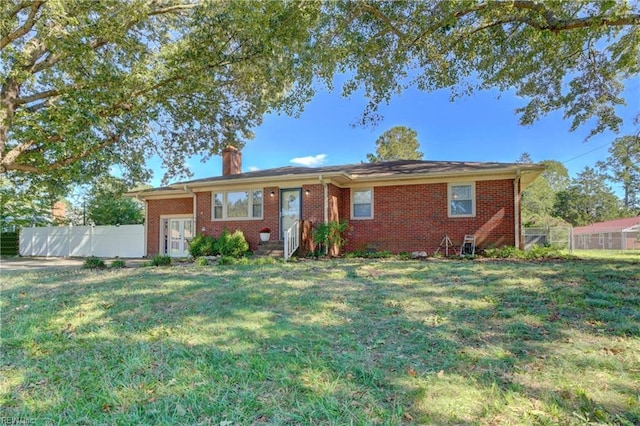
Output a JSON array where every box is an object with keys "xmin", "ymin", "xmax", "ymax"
[{"xmin": 520, "ymin": 135, "xmax": 640, "ymax": 227}]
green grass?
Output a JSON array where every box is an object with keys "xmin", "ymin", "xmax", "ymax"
[{"xmin": 1, "ymin": 255, "xmax": 639, "ymax": 424}]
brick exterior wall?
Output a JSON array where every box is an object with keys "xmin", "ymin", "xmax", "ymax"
[
  {"xmin": 146, "ymin": 197, "xmax": 193, "ymax": 256},
  {"xmin": 194, "ymin": 186, "xmax": 280, "ymax": 251},
  {"xmin": 343, "ymin": 179, "xmax": 516, "ymax": 253},
  {"xmin": 145, "ymin": 179, "xmax": 516, "ymax": 256}
]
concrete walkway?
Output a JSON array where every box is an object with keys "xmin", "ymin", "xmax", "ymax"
[{"xmin": 0, "ymin": 256, "xmax": 147, "ymax": 272}]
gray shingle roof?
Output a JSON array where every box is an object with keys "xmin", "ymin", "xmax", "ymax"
[
  {"xmin": 173, "ymin": 160, "xmax": 534, "ymax": 186},
  {"xmin": 129, "ymin": 160, "xmax": 545, "ymax": 198}
]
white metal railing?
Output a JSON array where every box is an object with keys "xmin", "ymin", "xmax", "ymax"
[{"xmin": 283, "ymin": 220, "xmax": 300, "ymax": 260}]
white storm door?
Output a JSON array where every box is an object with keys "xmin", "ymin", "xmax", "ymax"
[{"xmin": 280, "ymin": 189, "xmax": 301, "ymax": 240}]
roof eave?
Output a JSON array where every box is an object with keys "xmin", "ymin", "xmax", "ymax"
[{"xmin": 174, "ymin": 171, "xmax": 351, "ymax": 190}]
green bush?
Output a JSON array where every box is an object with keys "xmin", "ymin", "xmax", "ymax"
[
  {"xmin": 188, "ymin": 233, "xmax": 216, "ymax": 258},
  {"xmin": 83, "ymin": 256, "xmax": 106, "ymax": 269},
  {"xmin": 526, "ymin": 245, "xmax": 567, "ymax": 259},
  {"xmin": 215, "ymin": 229, "xmax": 249, "ymax": 258},
  {"xmin": 151, "ymin": 254, "xmax": 172, "ymax": 266},
  {"xmin": 194, "ymin": 257, "xmax": 209, "ymax": 266},
  {"xmin": 110, "ymin": 259, "xmax": 126, "ymax": 268},
  {"xmin": 312, "ymin": 220, "xmax": 349, "ymax": 256},
  {"xmin": 484, "ymin": 246, "xmax": 524, "ymax": 258}
]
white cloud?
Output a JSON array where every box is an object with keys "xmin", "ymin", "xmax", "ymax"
[
  {"xmin": 247, "ymin": 166, "xmax": 260, "ymax": 172},
  {"xmin": 289, "ymin": 154, "xmax": 327, "ymax": 167}
]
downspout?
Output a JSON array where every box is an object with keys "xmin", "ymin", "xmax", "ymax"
[
  {"xmin": 321, "ymin": 174, "xmax": 328, "ymax": 256},
  {"xmin": 183, "ymin": 185, "xmax": 196, "ymax": 233},
  {"xmin": 320, "ymin": 175, "xmax": 328, "ymax": 224},
  {"xmin": 514, "ymin": 169, "xmax": 521, "ymax": 249},
  {"xmin": 136, "ymin": 195, "xmax": 148, "ymax": 257}
]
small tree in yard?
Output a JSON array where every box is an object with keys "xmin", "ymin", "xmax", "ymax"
[{"xmin": 312, "ymin": 221, "xmax": 349, "ymax": 257}]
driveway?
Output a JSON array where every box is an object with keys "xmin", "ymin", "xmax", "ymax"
[{"xmin": 0, "ymin": 257, "xmax": 146, "ymax": 272}]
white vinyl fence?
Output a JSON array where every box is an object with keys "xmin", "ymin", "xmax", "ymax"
[{"xmin": 20, "ymin": 225, "xmax": 144, "ymax": 258}]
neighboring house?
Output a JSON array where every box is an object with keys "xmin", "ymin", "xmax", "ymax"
[
  {"xmin": 129, "ymin": 147, "xmax": 545, "ymax": 257},
  {"xmin": 573, "ymin": 216, "xmax": 640, "ymax": 250}
]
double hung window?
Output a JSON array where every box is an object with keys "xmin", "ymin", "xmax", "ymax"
[
  {"xmin": 448, "ymin": 183, "xmax": 475, "ymax": 217},
  {"xmin": 351, "ymin": 188, "xmax": 373, "ymax": 219}
]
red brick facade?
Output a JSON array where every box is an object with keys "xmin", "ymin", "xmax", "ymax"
[
  {"xmin": 144, "ymin": 178, "xmax": 517, "ymax": 256},
  {"xmin": 343, "ymin": 180, "xmax": 515, "ymax": 253},
  {"xmin": 146, "ymin": 197, "xmax": 193, "ymax": 255}
]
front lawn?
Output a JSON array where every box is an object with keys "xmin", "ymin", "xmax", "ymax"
[{"xmin": 1, "ymin": 256, "xmax": 639, "ymax": 424}]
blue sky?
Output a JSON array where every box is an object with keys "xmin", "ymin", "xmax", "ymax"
[{"xmin": 149, "ymin": 80, "xmax": 639, "ymax": 195}]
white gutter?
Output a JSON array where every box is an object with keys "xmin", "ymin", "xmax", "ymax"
[
  {"xmin": 175, "ymin": 171, "xmax": 352, "ymax": 190},
  {"xmin": 514, "ymin": 169, "xmax": 521, "ymax": 249}
]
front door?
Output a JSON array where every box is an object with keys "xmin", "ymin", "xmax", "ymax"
[
  {"xmin": 168, "ymin": 218, "xmax": 193, "ymax": 257},
  {"xmin": 280, "ymin": 188, "xmax": 301, "ymax": 239}
]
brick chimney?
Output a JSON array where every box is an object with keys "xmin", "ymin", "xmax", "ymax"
[{"xmin": 222, "ymin": 146, "xmax": 242, "ymax": 176}]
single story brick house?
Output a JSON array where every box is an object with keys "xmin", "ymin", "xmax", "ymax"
[{"xmin": 130, "ymin": 147, "xmax": 544, "ymax": 257}]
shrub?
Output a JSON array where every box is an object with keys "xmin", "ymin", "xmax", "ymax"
[
  {"xmin": 194, "ymin": 257, "xmax": 209, "ymax": 266},
  {"xmin": 526, "ymin": 245, "xmax": 567, "ymax": 259},
  {"xmin": 312, "ymin": 220, "xmax": 349, "ymax": 256},
  {"xmin": 188, "ymin": 233, "xmax": 216, "ymax": 258},
  {"xmin": 484, "ymin": 246, "xmax": 525, "ymax": 259},
  {"xmin": 215, "ymin": 229, "xmax": 249, "ymax": 258},
  {"xmin": 151, "ymin": 254, "xmax": 172, "ymax": 266},
  {"xmin": 83, "ymin": 256, "xmax": 106, "ymax": 269},
  {"xmin": 110, "ymin": 259, "xmax": 126, "ymax": 268}
]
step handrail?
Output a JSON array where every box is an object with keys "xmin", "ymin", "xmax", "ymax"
[{"xmin": 283, "ymin": 220, "xmax": 300, "ymax": 260}]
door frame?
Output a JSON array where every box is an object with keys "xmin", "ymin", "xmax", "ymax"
[
  {"xmin": 160, "ymin": 214, "xmax": 193, "ymax": 257},
  {"xmin": 279, "ymin": 188, "xmax": 302, "ymax": 240}
]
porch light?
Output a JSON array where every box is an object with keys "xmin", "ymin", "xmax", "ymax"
[
  {"xmin": 305, "ymin": 189, "xmax": 310, "ymax": 195},
  {"xmin": 270, "ymin": 191, "xmax": 275, "ymax": 197}
]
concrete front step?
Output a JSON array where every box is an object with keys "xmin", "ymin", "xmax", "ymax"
[{"xmin": 254, "ymin": 241, "xmax": 285, "ymax": 258}]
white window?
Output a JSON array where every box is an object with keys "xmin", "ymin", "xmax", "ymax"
[
  {"xmin": 448, "ymin": 183, "xmax": 475, "ymax": 217},
  {"xmin": 351, "ymin": 188, "xmax": 373, "ymax": 219},
  {"xmin": 212, "ymin": 189, "xmax": 263, "ymax": 220}
]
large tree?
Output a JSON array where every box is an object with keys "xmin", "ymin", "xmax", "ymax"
[
  {"xmin": 2, "ymin": 1, "xmax": 639, "ymax": 192},
  {"xmin": 366, "ymin": 125, "xmax": 422, "ymax": 162},
  {"xmin": 597, "ymin": 135, "xmax": 640, "ymax": 212},
  {"xmin": 554, "ymin": 166, "xmax": 624, "ymax": 226},
  {"xmin": 0, "ymin": 0, "xmax": 317, "ymax": 186},
  {"xmin": 314, "ymin": 1, "xmax": 639, "ymax": 135},
  {"xmin": 518, "ymin": 156, "xmax": 570, "ymax": 227}
]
